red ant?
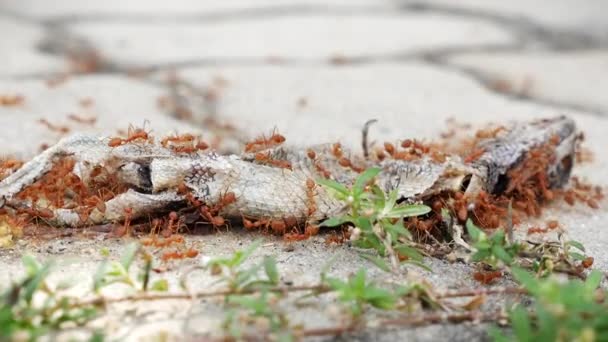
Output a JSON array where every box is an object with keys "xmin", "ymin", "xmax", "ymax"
[
  {"xmin": 244, "ymin": 129, "xmax": 286, "ymax": 153},
  {"xmin": 108, "ymin": 124, "xmax": 152, "ymax": 147},
  {"xmin": 255, "ymin": 152, "xmax": 292, "ymax": 170}
]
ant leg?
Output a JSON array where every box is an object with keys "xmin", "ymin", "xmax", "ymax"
[
  {"xmin": 49, "ymin": 189, "xmax": 184, "ymax": 227},
  {"xmin": 0, "ymin": 134, "xmax": 110, "ymax": 205}
]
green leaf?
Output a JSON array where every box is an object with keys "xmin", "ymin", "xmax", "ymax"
[
  {"xmin": 355, "ymin": 235, "xmax": 385, "ymax": 255},
  {"xmin": 371, "ymin": 185, "xmax": 387, "ymax": 208},
  {"xmin": 535, "ymin": 305, "xmax": 557, "ymax": 341},
  {"xmin": 363, "ymin": 287, "xmax": 396, "ymax": 310},
  {"xmin": 403, "ymin": 260, "xmax": 433, "ymax": 272},
  {"xmin": 359, "ymin": 254, "xmax": 391, "ymax": 273},
  {"xmin": 569, "ymin": 252, "xmax": 586, "ymax": 261},
  {"xmin": 393, "ymin": 285, "xmax": 413, "ymax": 297},
  {"xmin": 93, "ymin": 260, "xmax": 109, "ymax": 292},
  {"xmin": 99, "ymin": 247, "xmax": 110, "ymax": 257},
  {"xmin": 350, "ymin": 269, "xmax": 367, "ymax": 293},
  {"xmin": 263, "ymin": 256, "xmax": 279, "ymax": 285},
  {"xmin": 386, "ymin": 190, "xmax": 399, "ymax": 210},
  {"xmin": 325, "ymin": 277, "xmax": 347, "ymax": 292},
  {"xmin": 491, "ymin": 229, "xmax": 505, "ymax": 244},
  {"xmin": 567, "ymin": 240, "xmax": 586, "ymax": 252},
  {"xmin": 22, "ymin": 255, "xmax": 42, "ymax": 277},
  {"xmin": 385, "ymin": 204, "xmax": 431, "ymax": 218},
  {"xmin": 88, "ymin": 331, "xmax": 106, "ymax": 342},
  {"xmin": 475, "ymin": 241, "xmax": 492, "ymax": 251},
  {"xmin": 316, "ymin": 178, "xmax": 349, "ymax": 196},
  {"xmin": 120, "ymin": 243, "xmax": 139, "ymax": 270},
  {"xmin": 471, "ymin": 250, "xmax": 492, "ymax": 263},
  {"xmin": 488, "ymin": 327, "xmax": 510, "ymax": 342},
  {"xmin": 492, "ymin": 245, "xmax": 513, "ymax": 264},
  {"xmin": 353, "ymin": 217, "xmax": 373, "ymax": 231},
  {"xmin": 320, "ymin": 216, "xmax": 350, "ymax": 227},
  {"xmin": 394, "ymin": 244, "xmax": 424, "ymax": 262},
  {"xmin": 233, "ymin": 239, "xmax": 263, "ymax": 267},
  {"xmin": 276, "ymin": 332, "xmax": 295, "ymax": 342},
  {"xmin": 510, "ymin": 306, "xmax": 532, "ymax": 342},
  {"xmin": 511, "ymin": 267, "xmax": 540, "ymax": 295},
  {"xmin": 141, "ymin": 256, "xmax": 152, "ymax": 291},
  {"xmin": 353, "ymin": 168, "xmax": 381, "ymax": 196},
  {"xmin": 228, "ymin": 295, "xmax": 267, "ymax": 314},
  {"xmin": 150, "ymin": 279, "xmax": 169, "ymax": 292},
  {"xmin": 585, "ymin": 271, "xmax": 602, "ymax": 292},
  {"xmin": 440, "ymin": 208, "xmax": 452, "ymax": 221},
  {"xmin": 466, "ymin": 219, "xmax": 485, "ymax": 242},
  {"xmin": 319, "ymin": 256, "xmax": 338, "ymax": 282},
  {"xmin": 235, "ymin": 264, "xmax": 263, "ymax": 289},
  {"xmin": 23, "ymin": 262, "xmax": 52, "ymax": 303},
  {"xmin": 383, "ymin": 219, "xmax": 412, "ymax": 239}
]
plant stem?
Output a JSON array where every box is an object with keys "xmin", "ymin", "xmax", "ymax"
[
  {"xmin": 72, "ymin": 284, "xmax": 331, "ymax": 308},
  {"xmin": 213, "ymin": 310, "xmax": 509, "ymax": 341}
]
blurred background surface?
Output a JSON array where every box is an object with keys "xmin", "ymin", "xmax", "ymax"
[
  {"xmin": 1, "ymin": 0, "xmax": 607, "ymax": 158},
  {"xmin": 0, "ymin": 1, "xmax": 607, "ymax": 340}
]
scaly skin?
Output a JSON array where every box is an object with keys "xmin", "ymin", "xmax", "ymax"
[{"xmin": 0, "ymin": 116, "xmax": 577, "ymax": 227}]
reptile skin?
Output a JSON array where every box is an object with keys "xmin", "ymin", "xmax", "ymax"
[{"xmin": 0, "ymin": 116, "xmax": 577, "ymax": 227}]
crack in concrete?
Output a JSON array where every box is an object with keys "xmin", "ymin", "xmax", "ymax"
[
  {"xmin": 400, "ymin": 2, "xmax": 608, "ymax": 50},
  {"xmin": 0, "ymin": 5, "xmax": 605, "ymax": 340},
  {"xmin": 424, "ymin": 54, "xmax": 607, "ymax": 118},
  {"xmin": 1, "ymin": 3, "xmax": 605, "ymax": 120},
  {"xmin": 39, "ymin": 5, "xmax": 394, "ymax": 26}
]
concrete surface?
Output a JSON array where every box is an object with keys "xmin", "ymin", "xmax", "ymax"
[
  {"xmin": 447, "ymin": 50, "xmax": 608, "ymax": 115},
  {"xmin": 0, "ymin": 1, "xmax": 606, "ymax": 341},
  {"xmin": 0, "ymin": 15, "xmax": 66, "ymax": 77},
  {"xmin": 64, "ymin": 13, "xmax": 514, "ymax": 65}
]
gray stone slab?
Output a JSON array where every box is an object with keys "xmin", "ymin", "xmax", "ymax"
[
  {"xmin": 65, "ymin": 13, "xmax": 514, "ymax": 66},
  {"xmin": 447, "ymin": 50, "xmax": 608, "ymax": 115},
  {"xmin": 0, "ymin": 15, "xmax": 66, "ymax": 77},
  {"xmin": 0, "ymin": 75, "xmax": 203, "ymax": 158},
  {"xmin": 160, "ymin": 63, "xmax": 605, "ymax": 167},
  {"xmin": 411, "ymin": 0, "xmax": 608, "ymax": 41},
  {"xmin": 1, "ymin": 0, "xmax": 392, "ymax": 19}
]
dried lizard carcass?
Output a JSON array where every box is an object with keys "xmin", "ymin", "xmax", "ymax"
[{"xmin": 0, "ymin": 116, "xmax": 578, "ymax": 228}]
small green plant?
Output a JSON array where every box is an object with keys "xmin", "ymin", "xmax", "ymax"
[
  {"xmin": 0, "ymin": 256, "xmax": 100, "ymax": 341},
  {"xmin": 212, "ymin": 241, "xmax": 294, "ymax": 340},
  {"xmin": 522, "ymin": 236, "xmax": 590, "ymax": 277},
  {"xmin": 205, "ymin": 239, "xmax": 280, "ymax": 293},
  {"xmin": 466, "ymin": 218, "xmax": 593, "ymax": 279},
  {"xmin": 223, "ymin": 290, "xmax": 292, "ymax": 341},
  {"xmin": 492, "ymin": 268, "xmax": 608, "ymax": 342},
  {"xmin": 324, "ymin": 269, "xmax": 397, "ymax": 317},
  {"xmin": 318, "ymin": 168, "xmax": 431, "ymax": 271},
  {"xmin": 466, "ymin": 219, "xmax": 521, "ymax": 269},
  {"xmin": 0, "ymin": 243, "xmax": 174, "ymax": 341},
  {"xmin": 94, "ymin": 242, "xmax": 168, "ymax": 293}
]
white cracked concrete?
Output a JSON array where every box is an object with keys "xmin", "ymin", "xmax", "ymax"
[
  {"xmin": 447, "ymin": 50, "xmax": 608, "ymax": 114},
  {"xmin": 65, "ymin": 13, "xmax": 515, "ymax": 66},
  {"xmin": 0, "ymin": 1, "xmax": 607, "ymax": 340},
  {"xmin": 159, "ymin": 63, "xmax": 606, "ymax": 174},
  {"xmin": 415, "ymin": 0, "xmax": 608, "ymax": 40},
  {"xmin": 0, "ymin": 15, "xmax": 66, "ymax": 77},
  {"xmin": 0, "ymin": 0, "xmax": 394, "ymax": 19},
  {"xmin": 0, "ymin": 75, "xmax": 206, "ymax": 158}
]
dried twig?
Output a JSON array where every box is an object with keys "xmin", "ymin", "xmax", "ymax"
[{"xmin": 361, "ymin": 119, "xmax": 378, "ymax": 159}]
